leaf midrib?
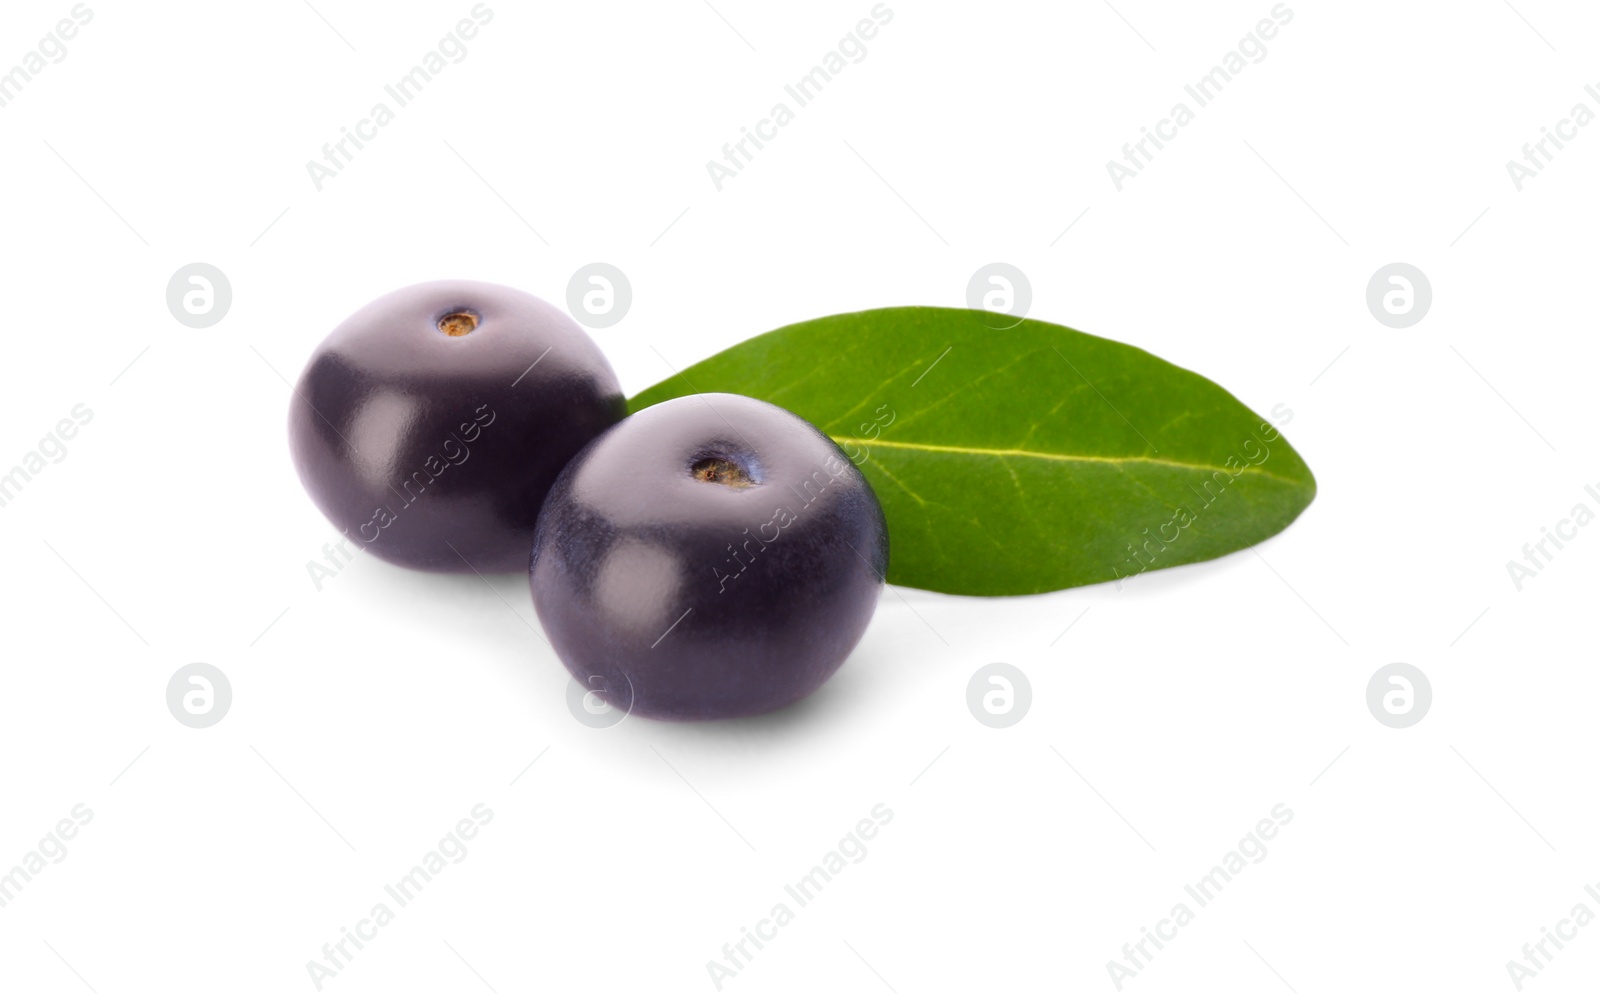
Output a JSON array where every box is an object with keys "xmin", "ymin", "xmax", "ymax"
[{"xmin": 828, "ymin": 436, "xmax": 1307, "ymax": 488}]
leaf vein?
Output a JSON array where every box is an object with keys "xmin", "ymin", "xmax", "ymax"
[{"xmin": 832, "ymin": 437, "xmax": 1305, "ymax": 488}]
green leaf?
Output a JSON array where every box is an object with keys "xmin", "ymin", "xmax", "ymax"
[{"xmin": 630, "ymin": 307, "xmax": 1316, "ymax": 596}]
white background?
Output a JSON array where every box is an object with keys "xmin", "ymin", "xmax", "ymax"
[{"xmin": 1, "ymin": 0, "xmax": 1596, "ymax": 990}]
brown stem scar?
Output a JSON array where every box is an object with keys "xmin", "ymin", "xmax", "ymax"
[
  {"xmin": 691, "ymin": 456, "xmax": 755, "ymax": 488},
  {"xmin": 438, "ymin": 311, "xmax": 479, "ymax": 337}
]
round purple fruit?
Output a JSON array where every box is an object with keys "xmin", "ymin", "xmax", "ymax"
[
  {"xmin": 288, "ymin": 280, "xmax": 625, "ymax": 573},
  {"xmin": 530, "ymin": 393, "xmax": 888, "ymax": 721}
]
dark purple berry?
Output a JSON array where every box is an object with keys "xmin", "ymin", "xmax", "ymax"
[
  {"xmin": 289, "ymin": 280, "xmax": 624, "ymax": 573},
  {"xmin": 530, "ymin": 393, "xmax": 888, "ymax": 720}
]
